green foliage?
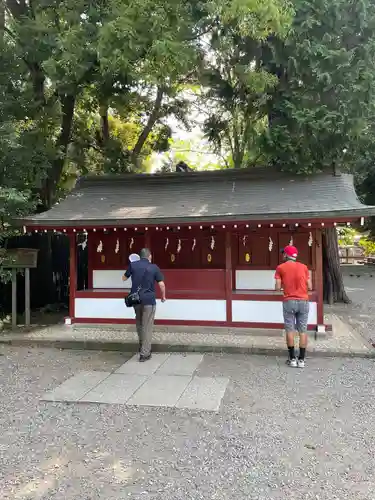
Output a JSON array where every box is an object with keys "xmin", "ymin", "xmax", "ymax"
[
  {"xmin": 200, "ymin": 0, "xmax": 294, "ymax": 167},
  {"xmin": 337, "ymin": 227, "xmax": 357, "ymax": 246},
  {"xmin": 263, "ymin": 0, "xmax": 375, "ymax": 173},
  {"xmin": 358, "ymin": 237, "xmax": 375, "ymax": 257}
]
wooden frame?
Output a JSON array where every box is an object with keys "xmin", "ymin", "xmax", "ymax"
[{"xmin": 36, "ymin": 217, "xmax": 362, "ymax": 329}]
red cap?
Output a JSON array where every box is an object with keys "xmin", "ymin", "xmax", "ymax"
[{"xmin": 283, "ymin": 245, "xmax": 298, "ymax": 258}]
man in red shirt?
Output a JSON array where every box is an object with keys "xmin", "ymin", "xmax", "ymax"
[{"xmin": 275, "ymin": 245, "xmax": 312, "ymax": 368}]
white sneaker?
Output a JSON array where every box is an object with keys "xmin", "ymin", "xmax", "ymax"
[
  {"xmin": 287, "ymin": 358, "xmax": 298, "ymax": 368},
  {"xmin": 297, "ymin": 359, "xmax": 305, "ymax": 368}
]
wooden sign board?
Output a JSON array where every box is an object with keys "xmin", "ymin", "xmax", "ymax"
[{"xmin": 0, "ymin": 248, "xmax": 39, "ymax": 269}]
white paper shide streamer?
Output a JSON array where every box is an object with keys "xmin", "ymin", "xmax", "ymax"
[
  {"xmin": 289, "ymin": 236, "xmax": 293, "ymax": 246},
  {"xmin": 242, "ymin": 235, "xmax": 248, "ymax": 247},
  {"xmin": 268, "ymin": 237, "xmax": 273, "ymax": 252},
  {"xmin": 78, "ymin": 233, "xmax": 88, "ymax": 251},
  {"xmin": 165, "ymin": 238, "xmax": 169, "ymax": 251},
  {"xmin": 192, "ymin": 238, "xmax": 196, "ymax": 251},
  {"xmin": 210, "ymin": 236, "xmax": 215, "ymax": 250},
  {"xmin": 96, "ymin": 240, "xmax": 103, "ymax": 253},
  {"xmin": 177, "ymin": 239, "xmax": 182, "ymax": 253},
  {"xmin": 129, "ymin": 238, "xmax": 134, "ymax": 250},
  {"xmin": 115, "ymin": 238, "xmax": 120, "ymax": 254},
  {"xmin": 308, "ymin": 232, "xmax": 313, "ymax": 247}
]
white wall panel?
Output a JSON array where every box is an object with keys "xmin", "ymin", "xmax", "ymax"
[
  {"xmin": 235, "ymin": 270, "xmax": 312, "ymax": 290},
  {"xmin": 75, "ymin": 298, "xmax": 135, "ymax": 319},
  {"xmin": 235, "ymin": 270, "xmax": 275, "ymax": 290},
  {"xmin": 75, "ymin": 298, "xmax": 226, "ymax": 321},
  {"xmin": 232, "ymin": 300, "xmax": 317, "ymax": 324},
  {"xmin": 93, "ymin": 270, "xmax": 131, "ymax": 289}
]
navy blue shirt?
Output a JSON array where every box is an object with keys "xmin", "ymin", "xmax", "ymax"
[{"xmin": 125, "ymin": 258, "xmax": 164, "ymax": 306}]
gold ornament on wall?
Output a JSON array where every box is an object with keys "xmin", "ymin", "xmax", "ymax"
[
  {"xmin": 101, "ymin": 255, "xmax": 106, "ymax": 263},
  {"xmin": 245, "ymin": 253, "xmax": 250, "ymax": 263},
  {"xmin": 170, "ymin": 253, "xmax": 175, "ymax": 262},
  {"xmin": 207, "ymin": 253, "xmax": 212, "ymax": 263}
]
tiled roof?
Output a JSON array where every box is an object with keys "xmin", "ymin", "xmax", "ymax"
[{"xmin": 22, "ymin": 168, "xmax": 375, "ymax": 227}]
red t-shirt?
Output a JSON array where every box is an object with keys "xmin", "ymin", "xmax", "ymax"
[{"xmin": 274, "ymin": 260, "xmax": 309, "ymax": 301}]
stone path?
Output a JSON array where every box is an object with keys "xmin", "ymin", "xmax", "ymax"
[
  {"xmin": 41, "ymin": 353, "xmax": 229, "ymax": 411},
  {"xmin": 0, "ymin": 313, "xmax": 372, "ymax": 357},
  {"xmin": 329, "ymin": 264, "xmax": 375, "ymax": 346}
]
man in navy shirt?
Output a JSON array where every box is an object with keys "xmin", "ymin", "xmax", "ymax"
[{"xmin": 122, "ymin": 248, "xmax": 166, "ymax": 361}]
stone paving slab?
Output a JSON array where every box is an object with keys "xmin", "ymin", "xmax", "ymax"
[
  {"xmin": 115, "ymin": 353, "xmax": 170, "ymax": 375},
  {"xmin": 41, "ymin": 371, "xmax": 110, "ymax": 402},
  {"xmin": 156, "ymin": 353, "xmax": 204, "ymax": 376},
  {"xmin": 39, "ymin": 354, "xmax": 226, "ymax": 409},
  {"xmin": 176, "ymin": 376, "xmax": 230, "ymax": 412},
  {"xmin": 127, "ymin": 374, "xmax": 192, "ymax": 407},
  {"xmin": 79, "ymin": 374, "xmax": 147, "ymax": 404}
]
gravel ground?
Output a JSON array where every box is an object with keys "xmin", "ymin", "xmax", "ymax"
[
  {"xmin": 1, "ymin": 345, "xmax": 375, "ymax": 499},
  {"xmin": 330, "ymin": 266, "xmax": 375, "ymax": 346}
]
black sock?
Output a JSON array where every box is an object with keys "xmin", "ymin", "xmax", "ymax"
[
  {"xmin": 299, "ymin": 348, "xmax": 306, "ymax": 361},
  {"xmin": 288, "ymin": 346, "xmax": 295, "ymax": 360}
]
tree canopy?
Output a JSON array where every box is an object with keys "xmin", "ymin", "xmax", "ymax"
[{"xmin": 2, "ymin": 0, "xmax": 375, "ymax": 301}]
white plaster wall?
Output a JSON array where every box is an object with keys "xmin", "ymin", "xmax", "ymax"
[
  {"xmin": 93, "ymin": 270, "xmax": 131, "ymax": 289},
  {"xmin": 75, "ymin": 298, "xmax": 227, "ymax": 321},
  {"xmin": 235, "ymin": 270, "xmax": 275, "ymax": 290},
  {"xmin": 235, "ymin": 270, "xmax": 312, "ymax": 290},
  {"xmin": 232, "ymin": 300, "xmax": 317, "ymax": 324}
]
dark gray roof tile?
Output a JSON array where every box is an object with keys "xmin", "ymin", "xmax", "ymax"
[{"xmin": 21, "ymin": 168, "xmax": 375, "ymax": 226}]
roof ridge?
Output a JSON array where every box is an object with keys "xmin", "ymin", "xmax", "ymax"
[{"xmin": 76, "ymin": 167, "xmax": 339, "ymax": 188}]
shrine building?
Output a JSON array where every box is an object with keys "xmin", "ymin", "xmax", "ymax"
[{"xmin": 21, "ymin": 168, "xmax": 375, "ymax": 332}]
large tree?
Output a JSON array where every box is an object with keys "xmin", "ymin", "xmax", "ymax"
[
  {"xmin": 199, "ymin": 0, "xmax": 293, "ymax": 168},
  {"xmin": 3, "ymin": 0, "xmax": 208, "ymax": 207},
  {"xmin": 262, "ymin": 0, "xmax": 375, "ymax": 303}
]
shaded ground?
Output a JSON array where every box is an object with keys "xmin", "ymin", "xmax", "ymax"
[
  {"xmin": 330, "ymin": 265, "xmax": 375, "ymax": 346},
  {"xmin": 1, "ymin": 346, "xmax": 375, "ymax": 499}
]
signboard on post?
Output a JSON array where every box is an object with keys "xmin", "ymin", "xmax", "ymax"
[
  {"xmin": 0, "ymin": 248, "xmax": 39, "ymax": 269},
  {"xmin": 0, "ymin": 248, "xmax": 39, "ymax": 328}
]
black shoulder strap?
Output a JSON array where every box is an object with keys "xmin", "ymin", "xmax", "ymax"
[{"xmin": 137, "ymin": 263, "xmax": 151, "ymax": 292}]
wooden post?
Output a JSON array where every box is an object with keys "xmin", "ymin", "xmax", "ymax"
[
  {"xmin": 315, "ymin": 229, "xmax": 324, "ymax": 329},
  {"xmin": 145, "ymin": 232, "xmax": 151, "ymax": 250},
  {"xmin": 11, "ymin": 269, "xmax": 17, "ymax": 329},
  {"xmin": 69, "ymin": 234, "xmax": 77, "ymax": 322},
  {"xmin": 225, "ymin": 231, "xmax": 232, "ymax": 324},
  {"xmin": 25, "ymin": 268, "xmax": 30, "ymax": 326}
]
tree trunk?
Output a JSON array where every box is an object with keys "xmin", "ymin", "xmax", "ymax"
[
  {"xmin": 43, "ymin": 94, "xmax": 76, "ymax": 208},
  {"xmin": 100, "ymin": 103, "xmax": 109, "ymax": 143},
  {"xmin": 131, "ymin": 86, "xmax": 164, "ymax": 167},
  {"xmin": 322, "ymin": 227, "xmax": 350, "ymax": 304},
  {"xmin": 0, "ymin": 0, "xmax": 4, "ymax": 36}
]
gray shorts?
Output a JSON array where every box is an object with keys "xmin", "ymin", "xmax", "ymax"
[{"xmin": 283, "ymin": 300, "xmax": 309, "ymax": 334}]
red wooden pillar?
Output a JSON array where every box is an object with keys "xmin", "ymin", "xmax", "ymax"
[
  {"xmin": 145, "ymin": 232, "xmax": 151, "ymax": 250},
  {"xmin": 225, "ymin": 231, "xmax": 232, "ymax": 324},
  {"xmin": 68, "ymin": 233, "xmax": 77, "ymax": 323},
  {"xmin": 315, "ymin": 229, "xmax": 324, "ymax": 328}
]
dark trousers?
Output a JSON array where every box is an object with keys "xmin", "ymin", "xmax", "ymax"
[{"xmin": 134, "ymin": 304, "xmax": 156, "ymax": 356}]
